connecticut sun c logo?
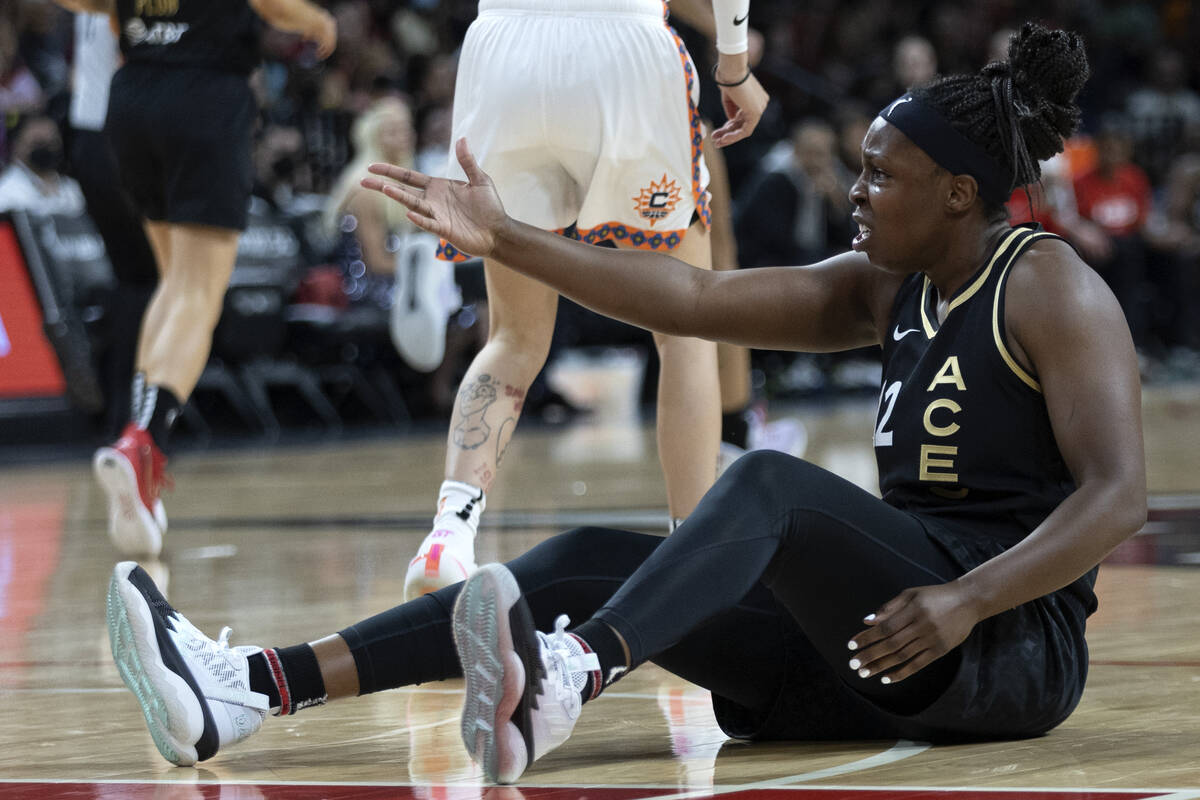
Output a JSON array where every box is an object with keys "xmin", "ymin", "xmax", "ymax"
[{"xmin": 633, "ymin": 175, "xmax": 682, "ymax": 226}]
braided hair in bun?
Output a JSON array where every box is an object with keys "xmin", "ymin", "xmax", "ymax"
[{"xmin": 911, "ymin": 22, "xmax": 1090, "ymax": 211}]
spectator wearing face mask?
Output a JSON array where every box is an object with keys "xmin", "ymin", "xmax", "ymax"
[{"xmin": 0, "ymin": 115, "xmax": 85, "ymax": 216}]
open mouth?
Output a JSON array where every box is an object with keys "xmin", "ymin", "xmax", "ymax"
[{"xmin": 852, "ymin": 221, "xmax": 871, "ymax": 251}]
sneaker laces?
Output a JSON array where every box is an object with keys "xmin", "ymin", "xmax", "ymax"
[
  {"xmin": 169, "ymin": 618, "xmax": 266, "ymax": 710},
  {"xmin": 536, "ymin": 615, "xmax": 599, "ymax": 713}
]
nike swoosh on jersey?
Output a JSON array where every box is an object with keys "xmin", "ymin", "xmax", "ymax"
[
  {"xmin": 893, "ymin": 325, "xmax": 922, "ymax": 341},
  {"xmin": 733, "ymin": 13, "xmax": 748, "ymax": 25}
]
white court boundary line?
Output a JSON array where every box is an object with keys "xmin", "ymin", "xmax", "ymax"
[
  {"xmin": 1, "ymin": 778, "xmax": 1198, "ymax": 792},
  {"xmin": 6, "ymin": 685, "xmax": 1198, "ymax": 795},
  {"xmin": 632, "ymin": 740, "xmax": 930, "ymax": 800}
]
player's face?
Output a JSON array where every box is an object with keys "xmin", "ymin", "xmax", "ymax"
[{"xmin": 848, "ymin": 118, "xmax": 947, "ymax": 273}]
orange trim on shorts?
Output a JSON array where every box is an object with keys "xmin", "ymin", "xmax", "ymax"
[
  {"xmin": 436, "ymin": 239, "xmax": 472, "ymax": 262},
  {"xmin": 665, "ymin": 22, "xmax": 711, "ymax": 232},
  {"xmin": 438, "ymin": 225, "xmax": 579, "ymax": 262},
  {"xmin": 572, "ymin": 220, "xmax": 691, "ymax": 251}
]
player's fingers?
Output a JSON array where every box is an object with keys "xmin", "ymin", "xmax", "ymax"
[
  {"xmin": 406, "ymin": 209, "xmax": 448, "ymax": 239},
  {"xmin": 381, "ymin": 184, "xmax": 436, "ymax": 218},
  {"xmin": 875, "ymin": 650, "xmax": 936, "ymax": 685},
  {"xmin": 848, "ymin": 597, "xmax": 916, "ymax": 653},
  {"xmin": 714, "ymin": 115, "xmax": 751, "ymax": 147},
  {"xmin": 854, "ymin": 636, "xmax": 924, "ymax": 678},
  {"xmin": 710, "ymin": 117, "xmax": 742, "ymax": 146},
  {"xmin": 360, "ymin": 176, "xmax": 418, "ymax": 204},
  {"xmin": 366, "ymin": 162, "xmax": 431, "ymax": 189},
  {"xmin": 359, "ymin": 176, "xmax": 395, "ymax": 195},
  {"xmin": 456, "ymin": 138, "xmax": 487, "ymax": 184}
]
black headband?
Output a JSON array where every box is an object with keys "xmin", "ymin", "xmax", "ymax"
[{"xmin": 879, "ymin": 93, "xmax": 1014, "ymax": 205}]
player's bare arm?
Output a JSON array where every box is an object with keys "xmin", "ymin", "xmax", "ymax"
[
  {"xmin": 364, "ymin": 139, "xmax": 900, "ymax": 353},
  {"xmin": 248, "ymin": 0, "xmax": 337, "ymax": 58}
]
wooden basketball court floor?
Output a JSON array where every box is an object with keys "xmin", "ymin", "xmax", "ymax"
[{"xmin": 2, "ymin": 382, "xmax": 1200, "ymax": 799}]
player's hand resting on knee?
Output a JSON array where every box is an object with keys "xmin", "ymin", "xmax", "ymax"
[
  {"xmin": 362, "ymin": 138, "xmax": 507, "ymax": 259},
  {"xmin": 846, "ymin": 582, "xmax": 983, "ymax": 684}
]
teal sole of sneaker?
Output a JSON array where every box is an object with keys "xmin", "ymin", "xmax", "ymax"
[
  {"xmin": 106, "ymin": 564, "xmax": 196, "ymax": 766},
  {"xmin": 452, "ymin": 564, "xmax": 526, "ymax": 783}
]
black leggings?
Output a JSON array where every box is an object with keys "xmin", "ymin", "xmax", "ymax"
[{"xmin": 339, "ymin": 451, "xmax": 962, "ymax": 717}]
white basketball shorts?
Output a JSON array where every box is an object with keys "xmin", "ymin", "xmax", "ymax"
[{"xmin": 438, "ymin": 0, "xmax": 710, "ymax": 261}]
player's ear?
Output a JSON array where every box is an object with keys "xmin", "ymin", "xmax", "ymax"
[{"xmin": 946, "ymin": 173, "xmax": 978, "ymax": 213}]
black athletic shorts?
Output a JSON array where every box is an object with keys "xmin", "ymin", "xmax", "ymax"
[{"xmin": 106, "ymin": 62, "xmax": 255, "ymax": 231}]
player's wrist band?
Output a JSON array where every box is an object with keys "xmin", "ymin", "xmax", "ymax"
[{"xmin": 712, "ymin": 64, "xmax": 752, "ymax": 87}]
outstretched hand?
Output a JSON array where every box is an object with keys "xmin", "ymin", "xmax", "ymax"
[
  {"xmin": 846, "ymin": 581, "xmax": 982, "ymax": 684},
  {"xmin": 361, "ymin": 138, "xmax": 507, "ymax": 259}
]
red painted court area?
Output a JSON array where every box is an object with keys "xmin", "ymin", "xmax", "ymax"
[{"xmin": 0, "ymin": 785, "xmax": 1170, "ymax": 800}]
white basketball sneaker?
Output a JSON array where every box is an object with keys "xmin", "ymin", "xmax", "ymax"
[
  {"xmin": 106, "ymin": 561, "xmax": 269, "ymax": 765},
  {"xmin": 453, "ymin": 563, "xmax": 599, "ymax": 784},
  {"xmin": 404, "ymin": 519, "xmax": 478, "ymax": 601}
]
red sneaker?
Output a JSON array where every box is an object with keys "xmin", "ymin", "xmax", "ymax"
[{"xmin": 93, "ymin": 423, "xmax": 171, "ymax": 555}]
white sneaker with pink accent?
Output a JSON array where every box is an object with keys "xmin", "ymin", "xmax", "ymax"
[{"xmin": 404, "ymin": 518, "xmax": 478, "ymax": 600}]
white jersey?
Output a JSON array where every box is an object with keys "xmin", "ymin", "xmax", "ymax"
[
  {"xmin": 439, "ymin": 0, "xmax": 710, "ymax": 260},
  {"xmin": 70, "ymin": 13, "xmax": 120, "ymax": 132}
]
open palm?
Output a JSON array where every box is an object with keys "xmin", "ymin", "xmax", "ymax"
[{"xmin": 362, "ymin": 138, "xmax": 507, "ymax": 259}]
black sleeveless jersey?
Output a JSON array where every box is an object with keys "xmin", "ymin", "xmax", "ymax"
[
  {"xmin": 116, "ymin": 0, "xmax": 262, "ymax": 75},
  {"xmin": 874, "ymin": 224, "xmax": 1077, "ymax": 539}
]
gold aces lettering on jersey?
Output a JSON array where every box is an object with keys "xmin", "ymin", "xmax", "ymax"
[{"xmin": 873, "ymin": 225, "xmax": 1076, "ymax": 533}]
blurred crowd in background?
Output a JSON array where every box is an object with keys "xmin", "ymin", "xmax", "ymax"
[{"xmin": 2, "ymin": 0, "xmax": 1200, "ymax": 442}]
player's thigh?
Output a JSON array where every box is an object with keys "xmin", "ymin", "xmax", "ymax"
[
  {"xmin": 634, "ymin": 217, "xmax": 713, "ymax": 270},
  {"xmin": 443, "ymin": 12, "xmax": 582, "ymax": 231},
  {"xmin": 572, "ymin": 21, "xmax": 708, "ymax": 248}
]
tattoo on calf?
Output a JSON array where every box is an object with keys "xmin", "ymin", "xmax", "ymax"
[
  {"xmin": 504, "ymin": 384, "xmax": 525, "ymax": 413},
  {"xmin": 453, "ymin": 374, "xmax": 499, "ymax": 450},
  {"xmin": 496, "ymin": 417, "xmax": 516, "ymax": 467}
]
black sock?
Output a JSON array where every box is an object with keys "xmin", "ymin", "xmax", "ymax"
[
  {"xmin": 721, "ymin": 408, "xmax": 750, "ymax": 449},
  {"xmin": 569, "ymin": 618, "xmax": 629, "ymax": 704},
  {"xmin": 138, "ymin": 384, "xmax": 182, "ymax": 452},
  {"xmin": 247, "ymin": 651, "xmax": 280, "ymax": 709},
  {"xmin": 249, "ymin": 644, "xmax": 328, "ymax": 716}
]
